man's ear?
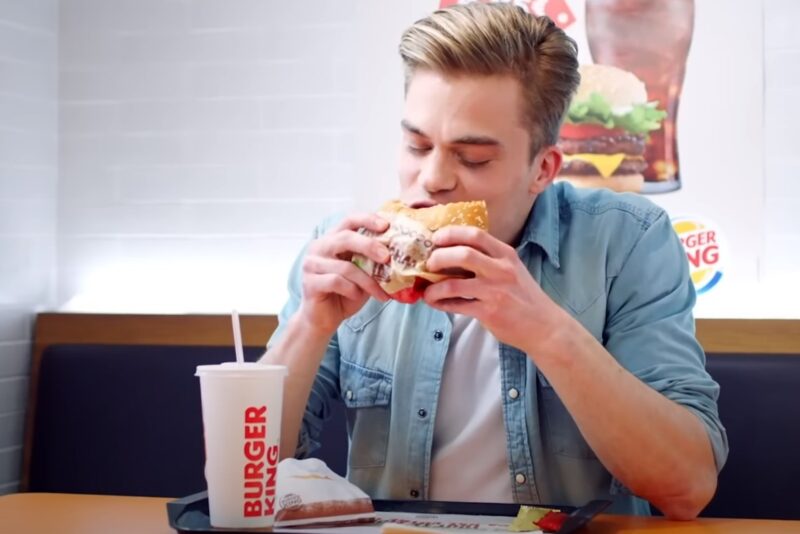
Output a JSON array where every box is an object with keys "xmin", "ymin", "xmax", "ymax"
[{"xmin": 529, "ymin": 146, "xmax": 563, "ymax": 195}]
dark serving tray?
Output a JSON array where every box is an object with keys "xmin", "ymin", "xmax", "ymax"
[{"xmin": 166, "ymin": 491, "xmax": 610, "ymax": 533}]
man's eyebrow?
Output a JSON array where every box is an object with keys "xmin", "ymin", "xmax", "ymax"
[
  {"xmin": 451, "ymin": 135, "xmax": 500, "ymax": 147},
  {"xmin": 401, "ymin": 119, "xmax": 425, "ymax": 136},
  {"xmin": 401, "ymin": 120, "xmax": 500, "ymax": 146}
]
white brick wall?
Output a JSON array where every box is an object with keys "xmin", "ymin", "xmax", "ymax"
[
  {"xmin": 58, "ymin": 0, "xmax": 358, "ymax": 313},
  {"xmin": 763, "ymin": 0, "xmax": 800, "ymax": 286},
  {"xmin": 0, "ymin": 0, "xmax": 59, "ymax": 495},
  {"xmin": 50, "ymin": 0, "xmax": 800, "ymax": 314}
]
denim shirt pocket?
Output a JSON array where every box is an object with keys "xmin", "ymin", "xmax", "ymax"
[
  {"xmin": 340, "ymin": 358, "xmax": 393, "ymax": 469},
  {"xmin": 538, "ymin": 372, "xmax": 598, "ymax": 460}
]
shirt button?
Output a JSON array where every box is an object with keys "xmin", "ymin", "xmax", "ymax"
[
  {"xmin": 345, "ymin": 390, "xmax": 353, "ymax": 400},
  {"xmin": 410, "ymin": 489, "xmax": 419, "ymax": 498},
  {"xmin": 433, "ymin": 330, "xmax": 444, "ymax": 341},
  {"xmin": 508, "ymin": 388, "xmax": 519, "ymax": 400},
  {"xmin": 418, "ymin": 409, "xmax": 427, "ymax": 418},
  {"xmin": 515, "ymin": 473, "xmax": 526, "ymax": 485}
]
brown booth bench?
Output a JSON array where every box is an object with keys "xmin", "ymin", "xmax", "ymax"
[{"xmin": 19, "ymin": 313, "xmax": 800, "ymax": 519}]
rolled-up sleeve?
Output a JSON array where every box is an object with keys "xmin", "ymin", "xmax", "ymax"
[
  {"xmin": 603, "ymin": 210, "xmax": 729, "ymax": 473},
  {"xmin": 266, "ymin": 218, "xmax": 343, "ymax": 458}
]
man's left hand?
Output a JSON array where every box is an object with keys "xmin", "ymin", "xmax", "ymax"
[{"xmin": 423, "ymin": 225, "xmax": 569, "ymax": 352}]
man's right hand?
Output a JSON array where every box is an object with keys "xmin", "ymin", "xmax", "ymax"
[{"xmin": 297, "ymin": 213, "xmax": 392, "ymax": 335}]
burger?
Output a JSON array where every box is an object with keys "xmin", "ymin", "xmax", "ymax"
[
  {"xmin": 353, "ymin": 200, "xmax": 489, "ymax": 304},
  {"xmin": 557, "ymin": 63, "xmax": 667, "ymax": 193}
]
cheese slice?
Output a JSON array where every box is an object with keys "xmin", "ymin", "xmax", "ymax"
[{"xmin": 563, "ymin": 153, "xmax": 626, "ymax": 178}]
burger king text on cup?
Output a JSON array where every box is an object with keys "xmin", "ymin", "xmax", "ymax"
[{"xmin": 243, "ymin": 405, "xmax": 279, "ymax": 518}]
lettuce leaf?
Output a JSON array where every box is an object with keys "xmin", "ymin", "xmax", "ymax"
[{"xmin": 566, "ymin": 91, "xmax": 667, "ymax": 134}]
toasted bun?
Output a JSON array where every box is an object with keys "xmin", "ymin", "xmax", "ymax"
[
  {"xmin": 379, "ymin": 200, "xmax": 489, "ymax": 231},
  {"xmin": 575, "ymin": 64, "xmax": 648, "ymax": 109},
  {"xmin": 557, "ymin": 174, "xmax": 644, "ymax": 193}
]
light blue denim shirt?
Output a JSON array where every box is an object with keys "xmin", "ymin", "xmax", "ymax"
[{"xmin": 268, "ymin": 182, "xmax": 728, "ymax": 515}]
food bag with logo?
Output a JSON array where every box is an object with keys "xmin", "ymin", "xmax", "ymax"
[{"xmin": 274, "ymin": 458, "xmax": 376, "ymax": 527}]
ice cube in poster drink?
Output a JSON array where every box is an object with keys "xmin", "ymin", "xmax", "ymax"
[
  {"xmin": 196, "ymin": 362, "xmax": 287, "ymax": 529},
  {"xmin": 586, "ymin": 0, "xmax": 695, "ymax": 193}
]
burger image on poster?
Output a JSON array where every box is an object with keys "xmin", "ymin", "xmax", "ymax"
[{"xmin": 556, "ymin": 64, "xmax": 666, "ymax": 193}]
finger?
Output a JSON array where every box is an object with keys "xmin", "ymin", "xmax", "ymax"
[
  {"xmin": 425, "ymin": 296, "xmax": 483, "ymax": 317},
  {"xmin": 432, "ymin": 225, "xmax": 511, "ymax": 258},
  {"xmin": 424, "ymin": 278, "xmax": 486, "ymax": 317},
  {"xmin": 306, "ymin": 256, "xmax": 390, "ymax": 302},
  {"xmin": 315, "ymin": 230, "xmax": 390, "ymax": 265},
  {"xmin": 306, "ymin": 273, "xmax": 364, "ymax": 303},
  {"xmin": 332, "ymin": 213, "xmax": 390, "ymax": 234},
  {"xmin": 423, "ymin": 278, "xmax": 488, "ymax": 303},
  {"xmin": 426, "ymin": 245, "xmax": 496, "ymax": 278}
]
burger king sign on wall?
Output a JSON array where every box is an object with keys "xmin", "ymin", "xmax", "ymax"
[{"xmin": 672, "ymin": 217, "xmax": 724, "ymax": 295}]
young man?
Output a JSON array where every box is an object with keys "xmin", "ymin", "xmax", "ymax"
[{"xmin": 262, "ymin": 3, "xmax": 727, "ymax": 520}]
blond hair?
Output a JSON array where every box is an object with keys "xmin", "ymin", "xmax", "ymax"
[{"xmin": 399, "ymin": 3, "xmax": 579, "ymax": 157}]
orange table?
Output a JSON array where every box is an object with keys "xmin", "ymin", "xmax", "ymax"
[{"xmin": 1, "ymin": 493, "xmax": 799, "ymax": 533}]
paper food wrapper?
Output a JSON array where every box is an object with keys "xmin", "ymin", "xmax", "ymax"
[
  {"xmin": 274, "ymin": 458, "xmax": 376, "ymax": 528},
  {"xmin": 354, "ymin": 214, "xmax": 450, "ymax": 295}
]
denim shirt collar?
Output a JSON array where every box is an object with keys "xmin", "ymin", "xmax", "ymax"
[{"xmin": 517, "ymin": 185, "xmax": 560, "ymax": 269}]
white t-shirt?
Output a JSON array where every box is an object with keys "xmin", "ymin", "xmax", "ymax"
[{"xmin": 428, "ymin": 314, "xmax": 513, "ymax": 502}]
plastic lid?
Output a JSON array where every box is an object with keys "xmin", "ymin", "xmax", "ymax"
[{"xmin": 195, "ymin": 362, "xmax": 288, "ymax": 377}]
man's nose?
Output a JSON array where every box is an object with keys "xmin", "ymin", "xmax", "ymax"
[{"xmin": 419, "ymin": 150, "xmax": 457, "ymax": 194}]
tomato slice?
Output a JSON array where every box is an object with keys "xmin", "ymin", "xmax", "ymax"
[
  {"xmin": 560, "ymin": 122, "xmax": 625, "ymax": 140},
  {"xmin": 390, "ymin": 277, "xmax": 430, "ymax": 304},
  {"xmin": 391, "ymin": 287, "xmax": 422, "ymax": 304}
]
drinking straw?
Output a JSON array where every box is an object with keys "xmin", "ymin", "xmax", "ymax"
[{"xmin": 231, "ymin": 310, "xmax": 244, "ymax": 364}]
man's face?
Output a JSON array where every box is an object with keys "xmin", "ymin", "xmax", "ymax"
[{"xmin": 398, "ymin": 70, "xmax": 553, "ymax": 245}]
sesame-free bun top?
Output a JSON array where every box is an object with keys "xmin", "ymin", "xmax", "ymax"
[
  {"xmin": 379, "ymin": 200, "xmax": 489, "ymax": 231},
  {"xmin": 575, "ymin": 64, "xmax": 648, "ymax": 110}
]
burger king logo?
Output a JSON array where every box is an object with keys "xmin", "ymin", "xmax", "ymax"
[{"xmin": 671, "ymin": 217, "xmax": 724, "ymax": 295}]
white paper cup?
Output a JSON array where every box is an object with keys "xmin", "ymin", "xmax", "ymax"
[{"xmin": 196, "ymin": 362, "xmax": 287, "ymax": 529}]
